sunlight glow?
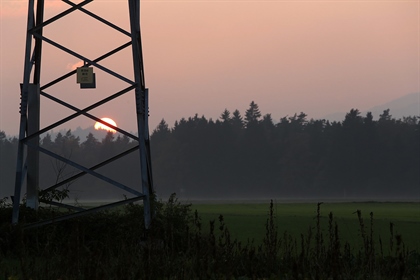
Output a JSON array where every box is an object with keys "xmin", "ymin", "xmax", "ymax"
[{"xmin": 94, "ymin": 118, "xmax": 117, "ymax": 133}]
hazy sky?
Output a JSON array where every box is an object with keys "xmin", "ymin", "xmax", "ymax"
[{"xmin": 0, "ymin": 0, "xmax": 419, "ymax": 137}]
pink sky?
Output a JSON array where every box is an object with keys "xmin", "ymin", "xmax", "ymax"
[{"xmin": 0, "ymin": 0, "xmax": 419, "ymax": 136}]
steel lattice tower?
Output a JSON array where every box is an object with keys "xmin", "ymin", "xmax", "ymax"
[{"xmin": 12, "ymin": 0, "xmax": 153, "ymax": 229}]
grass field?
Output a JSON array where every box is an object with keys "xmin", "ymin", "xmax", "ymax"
[
  {"xmin": 1, "ymin": 199, "xmax": 419, "ymax": 278},
  {"xmin": 191, "ymin": 201, "xmax": 420, "ymax": 252}
]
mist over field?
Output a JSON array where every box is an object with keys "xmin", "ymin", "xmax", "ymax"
[{"xmin": 1, "ymin": 103, "xmax": 419, "ymax": 202}]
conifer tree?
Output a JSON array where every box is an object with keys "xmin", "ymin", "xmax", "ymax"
[
  {"xmin": 154, "ymin": 119, "xmax": 170, "ymax": 134},
  {"xmin": 244, "ymin": 101, "xmax": 261, "ymax": 127},
  {"xmin": 231, "ymin": 109, "xmax": 244, "ymax": 129},
  {"xmin": 220, "ymin": 109, "xmax": 231, "ymax": 124}
]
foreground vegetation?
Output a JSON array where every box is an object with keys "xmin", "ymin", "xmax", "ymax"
[
  {"xmin": 193, "ymin": 202, "xmax": 420, "ymax": 252},
  {"xmin": 1, "ymin": 195, "xmax": 419, "ymax": 279}
]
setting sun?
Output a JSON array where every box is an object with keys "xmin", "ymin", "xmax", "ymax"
[{"xmin": 94, "ymin": 117, "xmax": 117, "ymax": 133}]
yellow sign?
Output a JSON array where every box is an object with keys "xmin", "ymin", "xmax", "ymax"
[{"xmin": 77, "ymin": 67, "xmax": 94, "ymax": 84}]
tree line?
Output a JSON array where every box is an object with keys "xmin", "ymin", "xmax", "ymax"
[{"xmin": 1, "ymin": 101, "xmax": 419, "ymax": 200}]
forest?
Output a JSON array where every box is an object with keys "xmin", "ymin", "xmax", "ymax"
[{"xmin": 0, "ymin": 101, "xmax": 419, "ymax": 201}]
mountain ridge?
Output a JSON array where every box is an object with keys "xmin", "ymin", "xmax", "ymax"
[{"xmin": 323, "ymin": 92, "xmax": 419, "ymax": 122}]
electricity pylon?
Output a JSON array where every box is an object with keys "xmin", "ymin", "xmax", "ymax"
[{"xmin": 12, "ymin": 0, "xmax": 153, "ymax": 229}]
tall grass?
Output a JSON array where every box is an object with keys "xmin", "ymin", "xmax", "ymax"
[{"xmin": 0, "ymin": 195, "xmax": 419, "ymax": 279}]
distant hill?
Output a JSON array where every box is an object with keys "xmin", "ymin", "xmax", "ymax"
[
  {"xmin": 44, "ymin": 126, "xmax": 138, "ymax": 142},
  {"xmin": 41, "ymin": 126, "xmax": 106, "ymax": 142},
  {"xmin": 323, "ymin": 92, "xmax": 419, "ymax": 122}
]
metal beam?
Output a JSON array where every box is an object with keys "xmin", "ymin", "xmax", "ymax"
[
  {"xmin": 62, "ymin": 0, "xmax": 131, "ymax": 37},
  {"xmin": 39, "ymin": 200, "xmax": 86, "ymax": 212},
  {"xmin": 26, "ymin": 84, "xmax": 40, "ymax": 209},
  {"xmin": 41, "ymin": 41, "xmax": 132, "ymax": 91},
  {"xmin": 24, "ymin": 196, "xmax": 145, "ymax": 229},
  {"xmin": 29, "ymin": 0, "xmax": 93, "ymax": 33},
  {"xmin": 128, "ymin": 0, "xmax": 152, "ymax": 229},
  {"xmin": 26, "ymin": 143, "xmax": 143, "ymax": 197},
  {"xmin": 13, "ymin": 0, "xmax": 36, "ymax": 224},
  {"xmin": 32, "ymin": 33, "xmax": 135, "ymax": 85},
  {"xmin": 22, "ymin": 85, "xmax": 138, "ymax": 143},
  {"xmin": 40, "ymin": 145, "xmax": 139, "ymax": 195}
]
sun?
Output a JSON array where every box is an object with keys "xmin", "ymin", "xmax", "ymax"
[{"xmin": 94, "ymin": 117, "xmax": 117, "ymax": 133}]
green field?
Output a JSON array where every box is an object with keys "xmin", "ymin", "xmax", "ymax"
[
  {"xmin": 1, "ymin": 200, "xmax": 419, "ymax": 278},
  {"xmin": 191, "ymin": 202, "xmax": 420, "ymax": 252}
]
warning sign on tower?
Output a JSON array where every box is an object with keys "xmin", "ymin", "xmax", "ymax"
[{"xmin": 77, "ymin": 67, "xmax": 94, "ymax": 84}]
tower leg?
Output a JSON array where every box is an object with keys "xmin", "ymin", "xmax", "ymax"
[
  {"xmin": 12, "ymin": 0, "xmax": 36, "ymax": 223},
  {"xmin": 128, "ymin": 0, "xmax": 152, "ymax": 229},
  {"xmin": 26, "ymin": 84, "xmax": 40, "ymax": 210}
]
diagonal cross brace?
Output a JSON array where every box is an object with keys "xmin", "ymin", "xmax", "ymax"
[
  {"xmin": 22, "ymin": 86, "xmax": 139, "ymax": 144},
  {"xmin": 40, "ymin": 145, "xmax": 139, "ymax": 195},
  {"xmin": 31, "ymin": 33, "xmax": 135, "ymax": 85},
  {"xmin": 62, "ymin": 0, "xmax": 131, "ymax": 37},
  {"xmin": 26, "ymin": 143, "xmax": 143, "ymax": 197},
  {"xmin": 41, "ymin": 41, "xmax": 132, "ymax": 91},
  {"xmin": 29, "ymin": 0, "xmax": 93, "ymax": 33},
  {"xmin": 24, "ymin": 195, "xmax": 145, "ymax": 229}
]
